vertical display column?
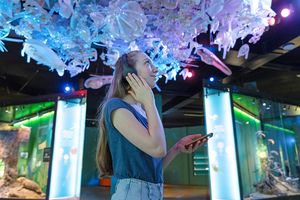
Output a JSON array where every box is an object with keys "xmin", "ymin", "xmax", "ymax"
[
  {"xmin": 49, "ymin": 98, "xmax": 86, "ymax": 199},
  {"xmin": 204, "ymin": 88, "xmax": 241, "ymax": 200}
]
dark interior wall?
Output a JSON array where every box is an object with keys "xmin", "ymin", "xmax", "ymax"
[
  {"xmin": 164, "ymin": 127, "xmax": 189, "ymax": 185},
  {"xmin": 187, "ymin": 126, "xmax": 209, "ymax": 185},
  {"xmin": 164, "ymin": 126, "xmax": 208, "ymax": 186}
]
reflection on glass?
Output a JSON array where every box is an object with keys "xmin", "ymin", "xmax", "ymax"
[
  {"xmin": 0, "ymin": 95, "xmax": 86, "ymax": 199},
  {"xmin": 0, "ymin": 101, "xmax": 55, "ymax": 199},
  {"xmin": 233, "ymin": 93, "xmax": 300, "ymax": 199}
]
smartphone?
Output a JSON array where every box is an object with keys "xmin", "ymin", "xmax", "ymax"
[
  {"xmin": 123, "ymin": 65, "xmax": 137, "ymax": 77},
  {"xmin": 184, "ymin": 132, "xmax": 214, "ymax": 149},
  {"xmin": 122, "ymin": 54, "xmax": 137, "ymax": 78},
  {"xmin": 122, "ymin": 55, "xmax": 138, "ymax": 88}
]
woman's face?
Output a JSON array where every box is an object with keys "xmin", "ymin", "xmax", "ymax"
[{"xmin": 133, "ymin": 52, "xmax": 158, "ymax": 88}]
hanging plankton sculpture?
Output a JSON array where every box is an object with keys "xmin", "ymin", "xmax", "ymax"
[{"xmin": 0, "ymin": 0, "xmax": 275, "ymax": 82}]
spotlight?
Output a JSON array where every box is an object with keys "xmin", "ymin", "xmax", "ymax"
[
  {"xmin": 281, "ymin": 42, "xmax": 295, "ymax": 51},
  {"xmin": 209, "ymin": 77, "xmax": 214, "ymax": 82},
  {"xmin": 187, "ymin": 71, "xmax": 193, "ymax": 78},
  {"xmin": 262, "ymin": 102, "xmax": 266, "ymax": 107},
  {"xmin": 268, "ymin": 17, "xmax": 276, "ymax": 26},
  {"xmin": 64, "ymin": 84, "xmax": 73, "ymax": 93},
  {"xmin": 281, "ymin": 8, "xmax": 291, "ymax": 18},
  {"xmin": 65, "ymin": 86, "xmax": 71, "ymax": 92}
]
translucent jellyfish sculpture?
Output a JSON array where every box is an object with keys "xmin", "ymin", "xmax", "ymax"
[
  {"xmin": 0, "ymin": 29, "xmax": 9, "ymax": 52},
  {"xmin": 106, "ymin": 1, "xmax": 147, "ymax": 42},
  {"xmin": 162, "ymin": 0, "xmax": 179, "ymax": 10},
  {"xmin": 196, "ymin": 46, "xmax": 232, "ymax": 75},
  {"xmin": 84, "ymin": 75, "xmax": 113, "ymax": 89},
  {"xmin": 21, "ymin": 39, "xmax": 66, "ymax": 76},
  {"xmin": 238, "ymin": 44, "xmax": 250, "ymax": 59}
]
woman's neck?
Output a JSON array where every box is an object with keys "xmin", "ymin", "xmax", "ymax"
[{"xmin": 123, "ymin": 94, "xmax": 138, "ymax": 105}]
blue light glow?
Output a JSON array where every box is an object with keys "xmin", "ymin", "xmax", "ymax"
[
  {"xmin": 64, "ymin": 85, "xmax": 72, "ymax": 93},
  {"xmin": 290, "ymin": 138, "xmax": 296, "ymax": 143},
  {"xmin": 209, "ymin": 77, "xmax": 215, "ymax": 82},
  {"xmin": 65, "ymin": 86, "xmax": 70, "ymax": 91}
]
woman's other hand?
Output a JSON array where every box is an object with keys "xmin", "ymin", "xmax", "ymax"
[{"xmin": 175, "ymin": 134, "xmax": 208, "ymax": 153}]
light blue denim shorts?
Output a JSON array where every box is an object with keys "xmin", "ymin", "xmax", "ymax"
[{"xmin": 111, "ymin": 178, "xmax": 163, "ymax": 200}]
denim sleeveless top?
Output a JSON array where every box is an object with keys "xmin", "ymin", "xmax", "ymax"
[{"xmin": 104, "ymin": 98, "xmax": 163, "ymax": 183}]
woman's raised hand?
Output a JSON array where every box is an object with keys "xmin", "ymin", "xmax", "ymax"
[{"xmin": 126, "ymin": 73, "xmax": 154, "ymax": 105}]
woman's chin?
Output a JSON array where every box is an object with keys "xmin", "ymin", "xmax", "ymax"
[
  {"xmin": 150, "ymin": 82, "xmax": 156, "ymax": 89},
  {"xmin": 146, "ymin": 80, "xmax": 156, "ymax": 89}
]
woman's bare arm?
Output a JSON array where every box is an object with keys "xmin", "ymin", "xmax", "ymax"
[{"xmin": 112, "ymin": 105, "xmax": 166, "ymax": 158}]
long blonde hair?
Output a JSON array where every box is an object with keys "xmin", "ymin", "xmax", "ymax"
[{"xmin": 96, "ymin": 51, "xmax": 141, "ymax": 176}]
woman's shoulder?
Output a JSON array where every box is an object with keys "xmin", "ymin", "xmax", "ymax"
[
  {"xmin": 105, "ymin": 98, "xmax": 130, "ymax": 110},
  {"xmin": 104, "ymin": 98, "xmax": 134, "ymax": 120},
  {"xmin": 107, "ymin": 97, "xmax": 126, "ymax": 105}
]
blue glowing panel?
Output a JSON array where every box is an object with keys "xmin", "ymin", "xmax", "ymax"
[
  {"xmin": 204, "ymin": 88, "xmax": 241, "ymax": 200},
  {"xmin": 49, "ymin": 99, "xmax": 86, "ymax": 199}
]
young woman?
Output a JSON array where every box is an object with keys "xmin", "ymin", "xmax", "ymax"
[{"xmin": 96, "ymin": 50, "xmax": 207, "ymax": 200}]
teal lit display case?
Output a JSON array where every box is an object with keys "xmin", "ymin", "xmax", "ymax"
[
  {"xmin": 0, "ymin": 91, "xmax": 87, "ymax": 200},
  {"xmin": 203, "ymin": 83, "xmax": 300, "ymax": 200}
]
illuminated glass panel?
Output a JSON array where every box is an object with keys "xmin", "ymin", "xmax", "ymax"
[
  {"xmin": 204, "ymin": 88, "xmax": 241, "ymax": 200},
  {"xmin": 49, "ymin": 98, "xmax": 86, "ymax": 199}
]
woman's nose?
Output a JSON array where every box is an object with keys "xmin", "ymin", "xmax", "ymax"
[{"xmin": 152, "ymin": 64, "xmax": 158, "ymax": 73}]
